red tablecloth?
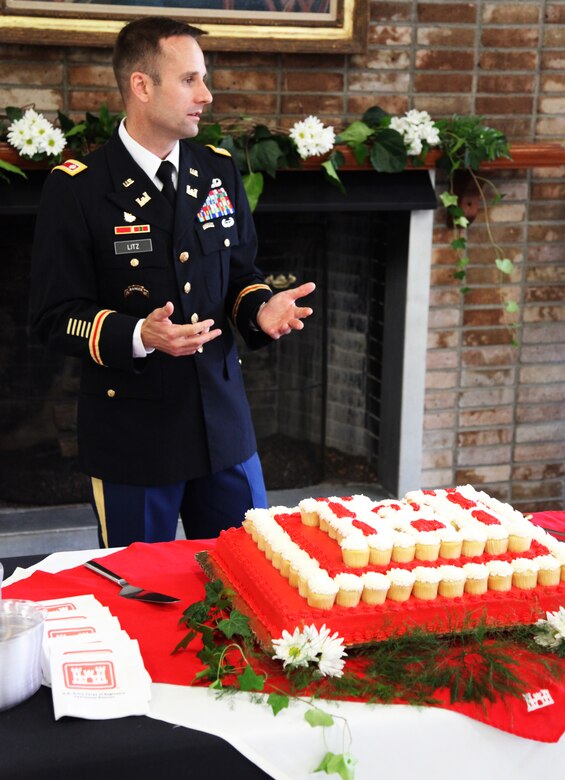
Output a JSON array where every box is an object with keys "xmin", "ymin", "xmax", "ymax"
[{"xmin": 5, "ymin": 521, "xmax": 565, "ymax": 743}]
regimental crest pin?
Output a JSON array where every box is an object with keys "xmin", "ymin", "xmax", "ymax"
[
  {"xmin": 189, "ymin": 168, "xmax": 199, "ymax": 177},
  {"xmin": 135, "ymin": 192, "xmax": 151, "ymax": 207},
  {"xmin": 211, "ymin": 177, "xmax": 222, "ymax": 188},
  {"xmin": 123, "ymin": 211, "xmax": 136, "ymax": 223},
  {"xmin": 186, "ymin": 186, "xmax": 198, "ymax": 198},
  {"xmin": 122, "ymin": 178, "xmax": 135, "ymax": 188}
]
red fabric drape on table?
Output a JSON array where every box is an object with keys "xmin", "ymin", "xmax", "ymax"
[{"xmin": 5, "ymin": 517, "xmax": 565, "ymax": 743}]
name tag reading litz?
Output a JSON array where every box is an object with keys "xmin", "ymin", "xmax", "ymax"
[{"xmin": 114, "ymin": 238, "xmax": 153, "ymax": 255}]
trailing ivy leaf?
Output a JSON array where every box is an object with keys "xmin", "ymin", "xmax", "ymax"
[
  {"xmin": 305, "ymin": 708, "xmax": 334, "ymax": 728},
  {"xmin": 453, "ymin": 215, "xmax": 470, "ymax": 228},
  {"xmin": 456, "ymin": 256, "xmax": 470, "ymax": 270},
  {"xmin": 267, "ymin": 693, "xmax": 290, "ymax": 716},
  {"xmin": 495, "ymin": 257, "xmax": 514, "ymax": 275},
  {"xmin": 204, "ymin": 579, "xmax": 225, "ymax": 603},
  {"xmin": 209, "ymin": 678, "xmax": 223, "ymax": 690},
  {"xmin": 172, "ymin": 628, "xmax": 198, "ymax": 654},
  {"xmin": 336, "ymin": 120, "xmax": 375, "ymax": 146},
  {"xmin": 237, "ymin": 664, "xmax": 265, "ymax": 692},
  {"xmin": 460, "ymin": 286, "xmax": 471, "ymax": 294},
  {"xmin": 243, "ymin": 172, "xmax": 264, "ymax": 212},
  {"xmin": 181, "ymin": 600, "xmax": 210, "ymax": 625},
  {"xmin": 369, "ymin": 129, "xmax": 407, "ymax": 172},
  {"xmin": 314, "ymin": 752, "xmax": 357, "ymax": 780},
  {"xmin": 450, "ymin": 238, "xmax": 467, "ymax": 250},
  {"xmin": 0, "ymin": 158, "xmax": 26, "ymax": 178},
  {"xmin": 321, "ymin": 160, "xmax": 346, "ymax": 193},
  {"xmin": 217, "ymin": 609, "xmax": 252, "ymax": 639},
  {"xmin": 65, "ymin": 122, "xmax": 87, "ymax": 139},
  {"xmin": 505, "ymin": 300, "xmax": 519, "ymax": 313},
  {"xmin": 440, "ymin": 191, "xmax": 460, "ymax": 208}
]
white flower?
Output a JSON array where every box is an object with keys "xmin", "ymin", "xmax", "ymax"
[
  {"xmin": 273, "ymin": 624, "xmax": 346, "ymax": 678},
  {"xmin": 272, "ymin": 626, "xmax": 317, "ymax": 668},
  {"xmin": 390, "ymin": 109, "xmax": 441, "ymax": 157},
  {"xmin": 534, "ymin": 606, "xmax": 565, "ymax": 649},
  {"xmin": 6, "ymin": 108, "xmax": 66, "ymax": 159},
  {"xmin": 289, "ymin": 115, "xmax": 335, "ymax": 160}
]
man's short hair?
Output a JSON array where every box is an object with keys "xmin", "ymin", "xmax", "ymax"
[{"xmin": 112, "ymin": 16, "xmax": 206, "ymax": 98}]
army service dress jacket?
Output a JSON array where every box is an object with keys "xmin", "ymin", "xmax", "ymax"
[{"xmin": 30, "ymin": 131, "xmax": 273, "ymax": 486}]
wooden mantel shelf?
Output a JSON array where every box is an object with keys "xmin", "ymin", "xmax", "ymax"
[{"xmin": 2, "ymin": 141, "xmax": 565, "ymax": 173}]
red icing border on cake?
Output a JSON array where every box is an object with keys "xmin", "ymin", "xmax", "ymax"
[{"xmin": 210, "ymin": 525, "xmax": 565, "ymax": 647}]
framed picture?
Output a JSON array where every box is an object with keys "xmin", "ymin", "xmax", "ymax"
[{"xmin": 0, "ymin": 0, "xmax": 368, "ymax": 52}]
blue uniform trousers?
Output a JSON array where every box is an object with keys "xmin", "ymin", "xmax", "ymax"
[{"xmin": 89, "ymin": 452, "xmax": 268, "ymax": 548}]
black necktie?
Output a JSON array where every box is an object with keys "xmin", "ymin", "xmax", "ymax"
[{"xmin": 156, "ymin": 160, "xmax": 176, "ymax": 206}]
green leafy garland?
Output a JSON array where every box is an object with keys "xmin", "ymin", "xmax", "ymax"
[{"xmin": 174, "ymin": 578, "xmax": 564, "ymax": 780}]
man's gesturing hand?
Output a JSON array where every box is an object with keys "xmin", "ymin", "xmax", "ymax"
[
  {"xmin": 256, "ymin": 282, "xmax": 316, "ymax": 340},
  {"xmin": 141, "ymin": 302, "xmax": 221, "ymax": 356}
]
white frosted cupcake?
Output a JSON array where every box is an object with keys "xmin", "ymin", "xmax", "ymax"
[
  {"xmin": 299, "ymin": 497, "xmax": 321, "ymax": 527},
  {"xmin": 334, "ymin": 573, "xmax": 364, "ymax": 607},
  {"xmin": 391, "ymin": 531, "xmax": 416, "ymax": 563},
  {"xmin": 439, "ymin": 526, "xmax": 463, "ymax": 559},
  {"xmin": 534, "ymin": 555, "xmax": 562, "ymax": 587},
  {"xmin": 295, "ymin": 555, "xmax": 321, "ymax": 596},
  {"xmin": 340, "ymin": 533, "xmax": 370, "ymax": 568},
  {"xmin": 412, "ymin": 566, "xmax": 441, "ymax": 600},
  {"xmin": 438, "ymin": 565, "xmax": 466, "ymax": 598},
  {"xmin": 552, "ymin": 543, "xmax": 565, "ymax": 582},
  {"xmin": 484, "ymin": 524, "xmax": 509, "ymax": 556},
  {"xmin": 460, "ymin": 524, "xmax": 487, "ymax": 557},
  {"xmin": 463, "ymin": 563, "xmax": 489, "ymax": 595},
  {"xmin": 506, "ymin": 520, "xmax": 533, "ymax": 553},
  {"xmin": 361, "ymin": 572, "xmax": 390, "ymax": 605},
  {"xmin": 486, "ymin": 560, "xmax": 514, "ymax": 591},
  {"xmin": 414, "ymin": 531, "xmax": 441, "ymax": 562},
  {"xmin": 366, "ymin": 532, "xmax": 394, "ymax": 566},
  {"xmin": 511, "ymin": 557, "xmax": 539, "ymax": 590},
  {"xmin": 386, "ymin": 568, "xmax": 415, "ymax": 602},
  {"xmin": 307, "ymin": 572, "xmax": 338, "ymax": 610}
]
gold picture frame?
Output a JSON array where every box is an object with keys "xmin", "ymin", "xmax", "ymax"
[{"xmin": 0, "ymin": 0, "xmax": 367, "ymax": 52}]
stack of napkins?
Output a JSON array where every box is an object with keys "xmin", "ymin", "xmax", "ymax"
[{"xmin": 35, "ymin": 594, "xmax": 152, "ymax": 720}]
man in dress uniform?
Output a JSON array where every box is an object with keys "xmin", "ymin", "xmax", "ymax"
[{"xmin": 30, "ymin": 16, "xmax": 315, "ymax": 548}]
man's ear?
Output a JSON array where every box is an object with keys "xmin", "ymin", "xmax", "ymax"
[{"xmin": 130, "ymin": 71, "xmax": 152, "ymax": 103}]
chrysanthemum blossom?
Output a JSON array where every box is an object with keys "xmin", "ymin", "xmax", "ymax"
[
  {"xmin": 273, "ymin": 624, "xmax": 347, "ymax": 678},
  {"xmin": 6, "ymin": 108, "xmax": 67, "ymax": 159},
  {"xmin": 289, "ymin": 115, "xmax": 335, "ymax": 160},
  {"xmin": 272, "ymin": 626, "xmax": 317, "ymax": 668},
  {"xmin": 389, "ymin": 109, "xmax": 440, "ymax": 157},
  {"xmin": 535, "ymin": 606, "xmax": 565, "ymax": 649}
]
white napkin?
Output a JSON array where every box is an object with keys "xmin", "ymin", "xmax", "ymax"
[
  {"xmin": 49, "ymin": 635, "xmax": 152, "ymax": 720},
  {"xmin": 27, "ymin": 594, "xmax": 152, "ymax": 719}
]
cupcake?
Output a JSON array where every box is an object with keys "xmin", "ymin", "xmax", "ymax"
[
  {"xmin": 295, "ymin": 555, "xmax": 321, "ymax": 597},
  {"xmin": 507, "ymin": 521, "xmax": 533, "ymax": 553},
  {"xmin": 412, "ymin": 566, "xmax": 441, "ymax": 600},
  {"xmin": 463, "ymin": 563, "xmax": 489, "ymax": 595},
  {"xmin": 391, "ymin": 531, "xmax": 416, "ymax": 563},
  {"xmin": 340, "ymin": 533, "xmax": 370, "ymax": 568},
  {"xmin": 299, "ymin": 498, "xmax": 320, "ymax": 527},
  {"xmin": 306, "ymin": 572, "xmax": 338, "ymax": 610},
  {"xmin": 511, "ymin": 558, "xmax": 538, "ymax": 590},
  {"xmin": 460, "ymin": 525, "xmax": 487, "ymax": 558},
  {"xmin": 439, "ymin": 526, "xmax": 463, "ymax": 559},
  {"xmin": 334, "ymin": 573, "xmax": 364, "ymax": 607},
  {"xmin": 486, "ymin": 560, "xmax": 514, "ymax": 592},
  {"xmin": 361, "ymin": 572, "xmax": 390, "ymax": 605},
  {"xmin": 552, "ymin": 543, "xmax": 565, "ymax": 582},
  {"xmin": 366, "ymin": 532, "xmax": 393, "ymax": 566},
  {"xmin": 534, "ymin": 555, "xmax": 562, "ymax": 587},
  {"xmin": 438, "ymin": 565, "xmax": 466, "ymax": 598},
  {"xmin": 386, "ymin": 568, "xmax": 415, "ymax": 602},
  {"xmin": 484, "ymin": 524, "xmax": 509, "ymax": 556},
  {"xmin": 414, "ymin": 531, "xmax": 441, "ymax": 562}
]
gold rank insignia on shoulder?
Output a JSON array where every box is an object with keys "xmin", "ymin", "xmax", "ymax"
[
  {"xmin": 206, "ymin": 144, "xmax": 231, "ymax": 157},
  {"xmin": 51, "ymin": 159, "xmax": 88, "ymax": 176},
  {"xmin": 122, "ymin": 178, "xmax": 135, "ymax": 188}
]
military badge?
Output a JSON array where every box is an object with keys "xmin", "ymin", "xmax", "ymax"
[
  {"xmin": 196, "ymin": 187, "xmax": 235, "ymax": 223},
  {"xmin": 114, "ymin": 225, "xmax": 150, "ymax": 235}
]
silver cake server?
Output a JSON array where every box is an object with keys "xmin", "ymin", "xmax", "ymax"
[{"xmin": 85, "ymin": 560, "xmax": 180, "ymax": 604}]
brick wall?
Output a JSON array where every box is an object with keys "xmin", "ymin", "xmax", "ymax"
[{"xmin": 1, "ymin": 0, "xmax": 564, "ymax": 510}]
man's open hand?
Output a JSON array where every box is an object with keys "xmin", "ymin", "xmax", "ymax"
[
  {"xmin": 256, "ymin": 282, "xmax": 315, "ymax": 339},
  {"xmin": 141, "ymin": 302, "xmax": 221, "ymax": 356}
]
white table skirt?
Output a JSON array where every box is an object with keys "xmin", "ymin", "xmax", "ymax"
[{"xmin": 5, "ymin": 550, "xmax": 565, "ymax": 780}]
